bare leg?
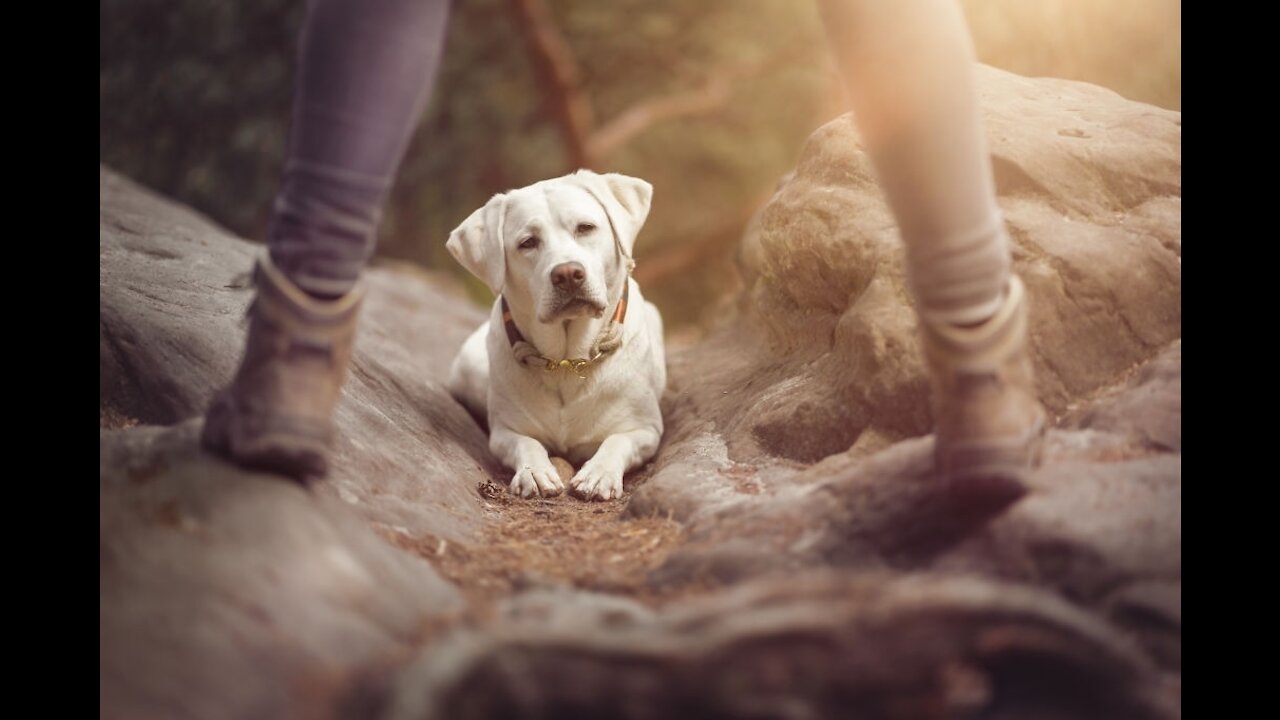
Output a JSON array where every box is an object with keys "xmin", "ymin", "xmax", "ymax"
[
  {"xmin": 818, "ymin": 0, "xmax": 1008, "ymax": 325},
  {"xmin": 818, "ymin": 0, "xmax": 1044, "ymax": 486}
]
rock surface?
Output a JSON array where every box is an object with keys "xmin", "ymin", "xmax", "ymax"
[
  {"xmin": 100, "ymin": 421, "xmax": 463, "ymax": 720},
  {"xmin": 628, "ymin": 63, "xmax": 1180, "ymax": 566},
  {"xmin": 100, "ymin": 63, "xmax": 1180, "ymax": 719},
  {"xmin": 101, "ymin": 168, "xmax": 501, "ymax": 542},
  {"xmin": 386, "ymin": 573, "xmax": 1178, "ymax": 720}
]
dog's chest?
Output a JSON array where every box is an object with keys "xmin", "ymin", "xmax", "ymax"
[{"xmin": 516, "ymin": 370, "xmax": 632, "ymax": 455}]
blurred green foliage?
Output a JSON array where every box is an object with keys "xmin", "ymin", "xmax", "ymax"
[
  {"xmin": 100, "ymin": 1, "xmax": 303, "ymax": 237},
  {"xmin": 101, "ymin": 0, "xmax": 1180, "ymax": 328}
]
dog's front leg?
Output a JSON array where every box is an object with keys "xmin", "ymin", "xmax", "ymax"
[
  {"xmin": 490, "ymin": 425, "xmax": 564, "ymax": 498},
  {"xmin": 571, "ymin": 428, "xmax": 661, "ymax": 501}
]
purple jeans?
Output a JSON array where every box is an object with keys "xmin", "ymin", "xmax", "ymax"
[{"xmin": 267, "ymin": 0, "xmax": 451, "ymax": 297}]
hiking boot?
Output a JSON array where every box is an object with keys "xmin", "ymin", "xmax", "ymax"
[
  {"xmin": 921, "ymin": 273, "xmax": 1046, "ymax": 502},
  {"xmin": 201, "ymin": 254, "xmax": 364, "ymax": 481}
]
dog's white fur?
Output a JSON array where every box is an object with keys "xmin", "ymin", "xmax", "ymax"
[{"xmin": 446, "ymin": 170, "xmax": 666, "ymax": 501}]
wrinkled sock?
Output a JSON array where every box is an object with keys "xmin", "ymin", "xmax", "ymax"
[{"xmin": 905, "ymin": 210, "xmax": 1011, "ymax": 327}]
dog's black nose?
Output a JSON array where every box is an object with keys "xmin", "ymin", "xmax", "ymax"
[{"xmin": 551, "ymin": 262, "xmax": 586, "ymax": 289}]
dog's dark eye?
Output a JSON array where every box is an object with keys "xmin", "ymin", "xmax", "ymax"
[
  {"xmin": 575, "ymin": 223, "xmax": 596, "ymax": 235},
  {"xmin": 519, "ymin": 236, "xmax": 540, "ymax": 250}
]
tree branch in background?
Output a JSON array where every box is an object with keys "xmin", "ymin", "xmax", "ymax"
[
  {"xmin": 587, "ymin": 73, "xmax": 733, "ymax": 163},
  {"xmin": 589, "ymin": 45, "xmax": 805, "ymax": 162},
  {"xmin": 632, "ymin": 189, "xmax": 775, "ymax": 288},
  {"xmin": 511, "ymin": 0, "xmax": 809, "ymax": 170}
]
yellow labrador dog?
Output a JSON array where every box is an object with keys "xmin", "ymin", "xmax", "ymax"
[{"xmin": 446, "ymin": 170, "xmax": 666, "ymax": 501}]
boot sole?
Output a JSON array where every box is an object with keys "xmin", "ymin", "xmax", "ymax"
[
  {"xmin": 937, "ymin": 416, "xmax": 1046, "ymax": 512},
  {"xmin": 201, "ymin": 393, "xmax": 330, "ymax": 482}
]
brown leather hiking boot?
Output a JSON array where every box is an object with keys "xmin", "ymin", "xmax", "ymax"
[
  {"xmin": 921, "ymin": 274, "xmax": 1046, "ymax": 504},
  {"xmin": 201, "ymin": 254, "xmax": 364, "ymax": 481}
]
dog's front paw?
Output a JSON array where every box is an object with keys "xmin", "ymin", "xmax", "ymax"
[
  {"xmin": 570, "ymin": 461, "xmax": 624, "ymax": 501},
  {"xmin": 511, "ymin": 463, "xmax": 565, "ymax": 499}
]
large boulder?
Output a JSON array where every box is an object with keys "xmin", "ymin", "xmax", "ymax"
[
  {"xmin": 100, "ymin": 422, "xmax": 464, "ymax": 720},
  {"xmin": 100, "ymin": 168, "xmax": 504, "ymax": 719},
  {"xmin": 630, "ymin": 64, "xmax": 1180, "ymax": 525},
  {"xmin": 100, "ymin": 167, "xmax": 500, "ymax": 542},
  {"xmin": 623, "ymin": 65, "xmax": 1180, "ymax": 681}
]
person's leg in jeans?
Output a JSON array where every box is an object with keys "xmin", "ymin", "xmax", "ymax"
[
  {"xmin": 202, "ymin": 0, "xmax": 452, "ymax": 480},
  {"xmin": 817, "ymin": 0, "xmax": 1045, "ymax": 489}
]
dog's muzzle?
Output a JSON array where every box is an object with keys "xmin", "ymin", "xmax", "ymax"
[
  {"xmin": 545, "ymin": 262, "xmax": 606, "ymax": 320},
  {"xmin": 548, "ymin": 294, "xmax": 606, "ymax": 320}
]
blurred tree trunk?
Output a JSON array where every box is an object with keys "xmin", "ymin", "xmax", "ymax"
[{"xmin": 509, "ymin": 0, "xmax": 597, "ymax": 168}]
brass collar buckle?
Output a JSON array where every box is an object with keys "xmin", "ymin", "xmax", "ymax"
[{"xmin": 543, "ymin": 355, "xmax": 598, "ymax": 378}]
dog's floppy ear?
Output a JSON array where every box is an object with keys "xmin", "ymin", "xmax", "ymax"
[
  {"xmin": 573, "ymin": 170, "xmax": 653, "ymax": 261},
  {"xmin": 446, "ymin": 193, "xmax": 508, "ymax": 294}
]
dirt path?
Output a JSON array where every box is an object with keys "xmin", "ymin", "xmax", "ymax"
[{"xmin": 377, "ymin": 475, "xmax": 703, "ymax": 613}]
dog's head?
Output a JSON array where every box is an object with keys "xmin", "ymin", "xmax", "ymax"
[{"xmin": 447, "ymin": 170, "xmax": 652, "ymax": 323}]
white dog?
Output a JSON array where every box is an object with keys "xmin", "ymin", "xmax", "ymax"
[{"xmin": 446, "ymin": 170, "xmax": 666, "ymax": 501}]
